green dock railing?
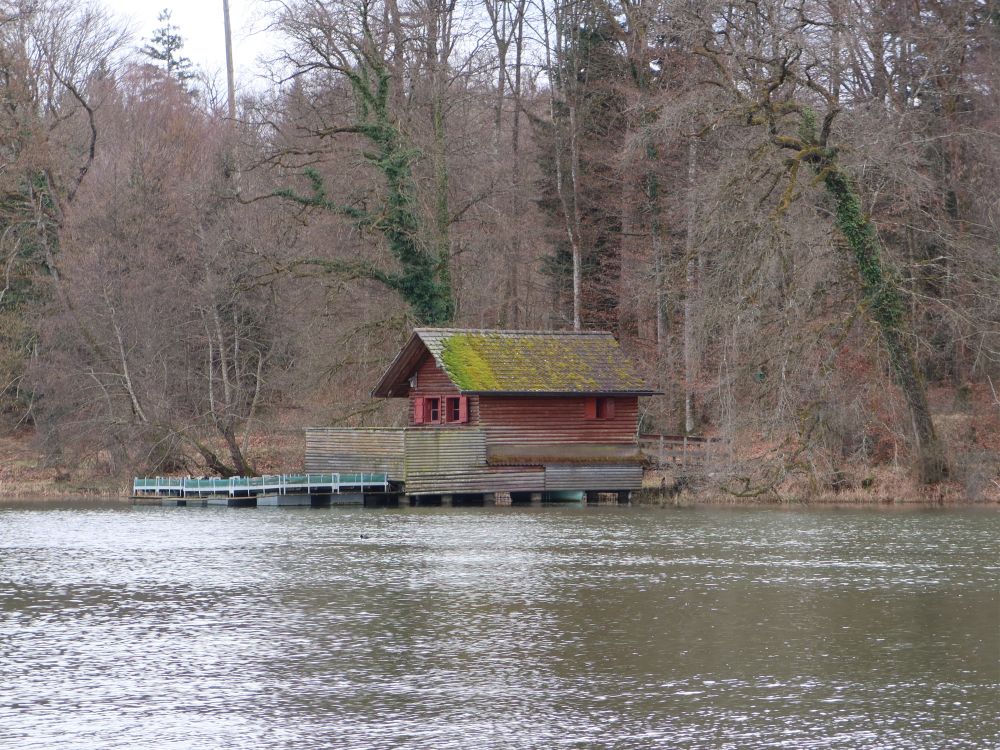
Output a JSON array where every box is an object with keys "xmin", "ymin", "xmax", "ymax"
[{"xmin": 132, "ymin": 473, "xmax": 389, "ymax": 498}]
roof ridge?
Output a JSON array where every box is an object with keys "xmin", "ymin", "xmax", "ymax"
[{"xmin": 413, "ymin": 328, "xmax": 613, "ymax": 336}]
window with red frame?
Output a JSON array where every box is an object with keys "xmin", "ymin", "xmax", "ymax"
[
  {"xmin": 445, "ymin": 396, "xmax": 468, "ymax": 423},
  {"xmin": 427, "ymin": 397, "xmax": 441, "ymax": 423},
  {"xmin": 414, "ymin": 395, "xmax": 468, "ymax": 424}
]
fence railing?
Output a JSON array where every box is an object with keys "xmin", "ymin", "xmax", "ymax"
[
  {"xmin": 132, "ymin": 473, "xmax": 389, "ymax": 498},
  {"xmin": 638, "ymin": 434, "xmax": 723, "ymax": 471}
]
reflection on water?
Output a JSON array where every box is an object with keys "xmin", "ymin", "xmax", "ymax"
[{"xmin": 1, "ymin": 504, "xmax": 997, "ymax": 749}]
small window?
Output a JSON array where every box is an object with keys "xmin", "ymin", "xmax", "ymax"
[
  {"xmin": 585, "ymin": 397, "xmax": 616, "ymax": 420},
  {"xmin": 595, "ymin": 398, "xmax": 608, "ymax": 419},
  {"xmin": 426, "ymin": 397, "xmax": 441, "ymax": 423},
  {"xmin": 444, "ymin": 396, "xmax": 469, "ymax": 424}
]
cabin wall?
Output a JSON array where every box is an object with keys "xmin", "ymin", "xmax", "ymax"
[
  {"xmin": 401, "ymin": 428, "xmax": 544, "ymax": 494},
  {"xmin": 405, "ymin": 466, "xmax": 545, "ymax": 494},
  {"xmin": 407, "ymin": 354, "xmax": 480, "ymax": 427},
  {"xmin": 410, "ymin": 353, "xmax": 460, "ymax": 396},
  {"xmin": 304, "ymin": 425, "xmax": 644, "ymax": 493},
  {"xmin": 404, "ymin": 428, "xmax": 486, "ymax": 473},
  {"xmin": 544, "ymin": 464, "xmax": 643, "ymax": 490},
  {"xmin": 478, "ymin": 396, "xmax": 638, "ymax": 445},
  {"xmin": 404, "ymin": 356, "xmax": 640, "ymax": 446},
  {"xmin": 305, "ymin": 428, "xmax": 405, "ymax": 479}
]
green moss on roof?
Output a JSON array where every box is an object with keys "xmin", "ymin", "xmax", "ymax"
[
  {"xmin": 436, "ymin": 331, "xmax": 649, "ymax": 393},
  {"xmin": 440, "ymin": 335, "xmax": 501, "ymax": 391}
]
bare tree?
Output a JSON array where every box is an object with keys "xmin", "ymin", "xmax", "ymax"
[
  {"xmin": 0, "ymin": 0, "xmax": 129, "ymax": 425},
  {"xmin": 656, "ymin": 0, "xmax": 962, "ymax": 482}
]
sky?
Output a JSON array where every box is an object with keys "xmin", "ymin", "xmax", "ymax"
[{"xmin": 98, "ymin": 0, "xmax": 280, "ymax": 90}]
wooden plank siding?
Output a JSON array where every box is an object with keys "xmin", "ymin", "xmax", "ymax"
[
  {"xmin": 305, "ymin": 428, "xmax": 405, "ymax": 479},
  {"xmin": 410, "ymin": 353, "xmax": 461, "ymax": 397},
  {"xmin": 304, "ymin": 425, "xmax": 646, "ymax": 494},
  {"xmin": 544, "ymin": 464, "xmax": 643, "ymax": 491},
  {"xmin": 403, "ymin": 429, "xmax": 486, "ymax": 474},
  {"xmin": 404, "ymin": 467, "xmax": 544, "ymax": 495},
  {"xmin": 477, "ymin": 395, "xmax": 638, "ymax": 445},
  {"xmin": 401, "ymin": 428, "xmax": 544, "ymax": 494},
  {"xmin": 408, "ymin": 354, "xmax": 480, "ymax": 427}
]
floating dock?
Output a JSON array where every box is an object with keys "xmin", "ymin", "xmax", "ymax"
[{"xmin": 132, "ymin": 473, "xmax": 390, "ymax": 507}]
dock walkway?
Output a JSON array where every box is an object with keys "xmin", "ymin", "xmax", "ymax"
[{"xmin": 132, "ymin": 473, "xmax": 389, "ymax": 499}]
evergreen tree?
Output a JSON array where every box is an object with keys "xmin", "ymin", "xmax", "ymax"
[
  {"xmin": 141, "ymin": 9, "xmax": 195, "ymax": 84},
  {"xmin": 537, "ymin": 4, "xmax": 628, "ymax": 331}
]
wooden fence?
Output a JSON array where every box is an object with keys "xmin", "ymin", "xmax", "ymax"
[{"xmin": 638, "ymin": 434, "xmax": 723, "ymax": 472}]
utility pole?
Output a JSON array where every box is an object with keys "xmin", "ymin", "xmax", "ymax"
[{"xmin": 222, "ymin": 0, "xmax": 236, "ymax": 119}]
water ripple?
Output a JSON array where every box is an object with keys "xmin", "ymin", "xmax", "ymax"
[{"xmin": 1, "ymin": 504, "xmax": 997, "ymax": 749}]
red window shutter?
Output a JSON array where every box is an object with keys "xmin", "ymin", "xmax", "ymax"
[
  {"xmin": 605, "ymin": 398, "xmax": 616, "ymax": 419},
  {"xmin": 413, "ymin": 397, "xmax": 425, "ymax": 424},
  {"xmin": 458, "ymin": 396, "xmax": 469, "ymax": 423},
  {"xmin": 584, "ymin": 397, "xmax": 597, "ymax": 420}
]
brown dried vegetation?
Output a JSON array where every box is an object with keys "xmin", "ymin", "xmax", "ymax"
[{"xmin": 0, "ymin": 0, "xmax": 996, "ymax": 501}]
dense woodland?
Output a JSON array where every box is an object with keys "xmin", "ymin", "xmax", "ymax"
[{"xmin": 1, "ymin": 0, "xmax": 998, "ymax": 498}]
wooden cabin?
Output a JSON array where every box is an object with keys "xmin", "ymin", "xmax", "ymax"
[{"xmin": 305, "ymin": 328, "xmax": 660, "ymax": 501}]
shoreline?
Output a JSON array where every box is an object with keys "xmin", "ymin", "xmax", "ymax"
[
  {"xmin": 2, "ymin": 460, "xmax": 996, "ymax": 509},
  {"xmin": 1, "ymin": 489, "xmax": 996, "ymax": 509},
  {"xmin": 629, "ymin": 484, "xmax": 1000, "ymax": 507}
]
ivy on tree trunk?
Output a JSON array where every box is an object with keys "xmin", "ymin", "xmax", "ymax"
[
  {"xmin": 821, "ymin": 166, "xmax": 949, "ymax": 483},
  {"xmin": 274, "ymin": 6, "xmax": 453, "ymax": 326},
  {"xmin": 758, "ymin": 103, "xmax": 952, "ymax": 484}
]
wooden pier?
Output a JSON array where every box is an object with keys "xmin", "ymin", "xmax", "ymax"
[{"xmin": 132, "ymin": 473, "xmax": 390, "ymax": 507}]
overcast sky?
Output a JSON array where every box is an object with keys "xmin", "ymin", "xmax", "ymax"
[{"xmin": 98, "ymin": 0, "xmax": 279, "ymax": 90}]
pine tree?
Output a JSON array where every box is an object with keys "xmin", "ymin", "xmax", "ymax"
[
  {"xmin": 537, "ymin": 5, "xmax": 627, "ymax": 330},
  {"xmin": 140, "ymin": 9, "xmax": 195, "ymax": 84}
]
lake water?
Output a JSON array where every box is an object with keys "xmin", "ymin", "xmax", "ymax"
[{"xmin": 1, "ymin": 503, "xmax": 997, "ymax": 749}]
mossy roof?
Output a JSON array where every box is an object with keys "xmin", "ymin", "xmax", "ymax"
[{"xmin": 372, "ymin": 328, "xmax": 659, "ymax": 397}]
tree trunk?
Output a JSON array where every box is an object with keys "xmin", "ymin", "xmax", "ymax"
[
  {"xmin": 427, "ymin": 1, "xmax": 454, "ymax": 322},
  {"xmin": 568, "ymin": 101, "xmax": 583, "ymax": 331},
  {"xmin": 193, "ymin": 440, "xmax": 239, "ymax": 478},
  {"xmin": 823, "ymin": 167, "xmax": 949, "ymax": 483},
  {"xmin": 274, "ymin": 8, "xmax": 454, "ymax": 325},
  {"xmin": 683, "ymin": 139, "xmax": 698, "ymax": 434},
  {"xmin": 506, "ymin": 0, "xmax": 526, "ymax": 327},
  {"xmin": 542, "ymin": 0, "xmax": 582, "ymax": 330},
  {"xmin": 220, "ymin": 422, "xmax": 253, "ymax": 477}
]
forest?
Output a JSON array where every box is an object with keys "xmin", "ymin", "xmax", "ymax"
[{"xmin": 0, "ymin": 0, "xmax": 997, "ymax": 500}]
